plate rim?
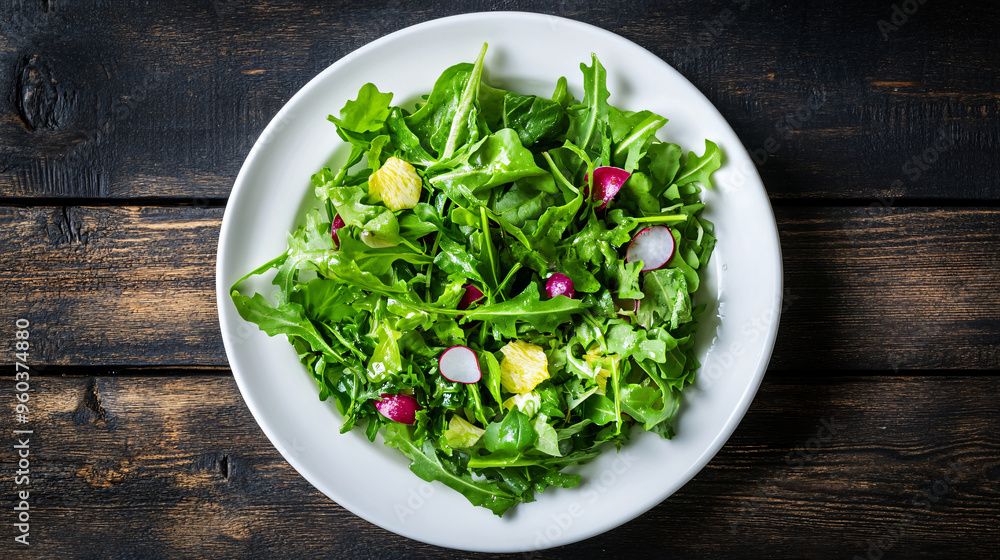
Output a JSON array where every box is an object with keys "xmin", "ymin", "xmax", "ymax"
[{"xmin": 216, "ymin": 10, "xmax": 782, "ymax": 552}]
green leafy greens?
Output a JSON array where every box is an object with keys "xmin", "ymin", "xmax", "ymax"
[{"xmin": 231, "ymin": 44, "xmax": 720, "ymax": 516}]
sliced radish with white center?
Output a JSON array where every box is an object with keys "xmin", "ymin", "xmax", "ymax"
[
  {"xmin": 374, "ymin": 393, "xmax": 420, "ymax": 425},
  {"xmin": 457, "ymin": 284, "xmax": 484, "ymax": 310},
  {"xmin": 438, "ymin": 345, "xmax": 482, "ymax": 384},
  {"xmin": 545, "ymin": 273, "xmax": 575, "ymax": 299},
  {"xmin": 331, "ymin": 214, "xmax": 345, "ymax": 249},
  {"xmin": 586, "ymin": 166, "xmax": 631, "ymax": 210},
  {"xmin": 626, "ymin": 226, "xmax": 675, "ymax": 271}
]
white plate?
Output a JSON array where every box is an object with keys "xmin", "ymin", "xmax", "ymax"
[{"xmin": 217, "ymin": 11, "xmax": 781, "ymax": 553}]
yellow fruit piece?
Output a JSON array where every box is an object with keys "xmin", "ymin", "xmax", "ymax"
[
  {"xmin": 369, "ymin": 156, "xmax": 422, "ymax": 211},
  {"xmin": 499, "ymin": 340, "xmax": 549, "ymax": 394}
]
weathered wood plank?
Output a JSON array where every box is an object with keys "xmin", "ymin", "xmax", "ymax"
[
  {"xmin": 1, "ymin": 206, "xmax": 997, "ymax": 370},
  {"xmin": 0, "ymin": 1, "xmax": 997, "ymax": 200},
  {"xmin": 773, "ymin": 207, "xmax": 1000, "ymax": 371},
  {"xmin": 0, "ymin": 374, "xmax": 995, "ymax": 558},
  {"xmin": 0, "ymin": 206, "xmax": 221, "ymax": 366}
]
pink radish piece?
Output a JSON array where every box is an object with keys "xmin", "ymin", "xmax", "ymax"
[
  {"xmin": 545, "ymin": 273, "xmax": 575, "ymax": 299},
  {"xmin": 330, "ymin": 214, "xmax": 345, "ymax": 249},
  {"xmin": 438, "ymin": 345, "xmax": 482, "ymax": 384},
  {"xmin": 374, "ymin": 393, "xmax": 420, "ymax": 425},
  {"xmin": 457, "ymin": 284, "xmax": 484, "ymax": 311},
  {"xmin": 626, "ymin": 226, "xmax": 676, "ymax": 272},
  {"xmin": 587, "ymin": 166, "xmax": 632, "ymax": 210}
]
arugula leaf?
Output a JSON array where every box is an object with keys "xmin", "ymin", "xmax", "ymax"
[
  {"xmin": 609, "ymin": 108, "xmax": 667, "ymax": 170},
  {"xmin": 620, "ymin": 382, "xmax": 680, "ymax": 433},
  {"xmin": 231, "ymin": 291, "xmax": 338, "ymax": 358},
  {"xmin": 429, "ymin": 129, "xmax": 551, "ymax": 204},
  {"xmin": 647, "ymin": 142, "xmax": 683, "ymax": 192},
  {"xmin": 502, "ymin": 92, "xmax": 569, "ymax": 147},
  {"xmin": 638, "ymin": 268, "xmax": 692, "ymax": 330},
  {"xmin": 385, "ymin": 109, "xmax": 436, "ymax": 166},
  {"xmin": 567, "ymin": 54, "xmax": 610, "ymax": 155},
  {"xmin": 484, "ymin": 409, "xmax": 537, "ymax": 453},
  {"xmin": 532, "ymin": 415, "xmax": 563, "ymax": 457},
  {"xmin": 481, "ymin": 350, "xmax": 503, "ymax": 405},
  {"xmin": 461, "ymin": 282, "xmax": 587, "ymax": 336},
  {"xmin": 494, "ymin": 182, "xmax": 547, "ymax": 227},
  {"xmin": 675, "ymin": 139, "xmax": 722, "ymax": 189},
  {"xmin": 433, "ymin": 235, "xmax": 486, "ymax": 286},
  {"xmin": 290, "ymin": 278, "xmax": 360, "ymax": 326},
  {"xmin": 529, "ymin": 192, "xmax": 583, "ymax": 246},
  {"xmin": 582, "ymin": 393, "xmax": 617, "ymax": 425},
  {"xmin": 382, "ymin": 424, "xmax": 518, "ymax": 516},
  {"xmin": 442, "ymin": 43, "xmax": 488, "ymax": 159},
  {"xmin": 328, "ymin": 83, "xmax": 394, "ymax": 134},
  {"xmin": 606, "ymin": 322, "xmax": 641, "ymax": 360}
]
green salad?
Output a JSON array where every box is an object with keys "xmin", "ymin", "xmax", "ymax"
[{"xmin": 231, "ymin": 44, "xmax": 720, "ymax": 516}]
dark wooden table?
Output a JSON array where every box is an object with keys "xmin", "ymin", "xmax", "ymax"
[{"xmin": 2, "ymin": 1, "xmax": 998, "ymax": 558}]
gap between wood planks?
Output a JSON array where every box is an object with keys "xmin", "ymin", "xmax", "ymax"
[
  {"xmin": 1, "ymin": 197, "xmax": 1000, "ymax": 208},
  {"xmin": 15, "ymin": 366, "xmax": 999, "ymax": 377}
]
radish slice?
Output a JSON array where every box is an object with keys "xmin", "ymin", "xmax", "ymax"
[
  {"xmin": 626, "ymin": 226, "xmax": 675, "ymax": 271},
  {"xmin": 330, "ymin": 214, "xmax": 345, "ymax": 249},
  {"xmin": 545, "ymin": 273, "xmax": 575, "ymax": 299},
  {"xmin": 374, "ymin": 393, "xmax": 420, "ymax": 425},
  {"xmin": 586, "ymin": 166, "xmax": 631, "ymax": 210},
  {"xmin": 438, "ymin": 345, "xmax": 482, "ymax": 384},
  {"xmin": 457, "ymin": 284, "xmax": 484, "ymax": 311}
]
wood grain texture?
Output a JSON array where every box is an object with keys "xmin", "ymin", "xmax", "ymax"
[
  {"xmin": 772, "ymin": 207, "xmax": 1000, "ymax": 371},
  {"xmin": 1, "ymin": 1, "xmax": 997, "ymax": 201},
  {"xmin": 0, "ymin": 374, "xmax": 995, "ymax": 558},
  {"xmin": 0, "ymin": 206, "xmax": 222, "ymax": 365},
  {"xmin": 1, "ymin": 205, "xmax": 996, "ymax": 370},
  {"xmin": 1, "ymin": 3, "xmax": 996, "ymax": 559}
]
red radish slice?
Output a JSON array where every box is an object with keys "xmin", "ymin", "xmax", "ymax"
[
  {"xmin": 374, "ymin": 393, "xmax": 420, "ymax": 425},
  {"xmin": 438, "ymin": 345, "xmax": 482, "ymax": 384},
  {"xmin": 545, "ymin": 273, "xmax": 575, "ymax": 299},
  {"xmin": 626, "ymin": 226, "xmax": 675, "ymax": 271},
  {"xmin": 457, "ymin": 285, "xmax": 484, "ymax": 311},
  {"xmin": 586, "ymin": 166, "xmax": 631, "ymax": 210},
  {"xmin": 331, "ymin": 214, "xmax": 345, "ymax": 249}
]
